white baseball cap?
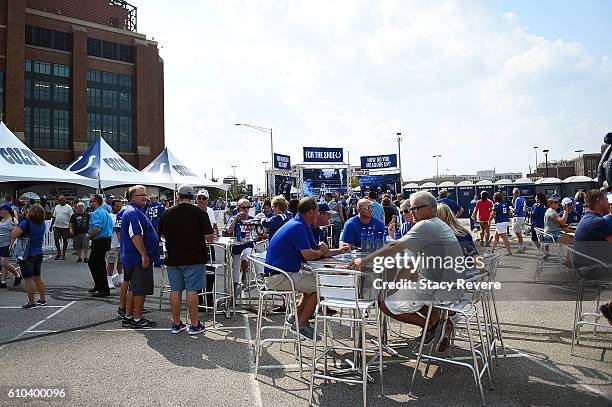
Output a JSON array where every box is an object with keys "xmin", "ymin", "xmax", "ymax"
[{"xmin": 561, "ymin": 197, "xmax": 573, "ymax": 206}]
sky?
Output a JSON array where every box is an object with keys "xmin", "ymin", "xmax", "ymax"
[{"xmin": 131, "ymin": 0, "xmax": 612, "ymax": 191}]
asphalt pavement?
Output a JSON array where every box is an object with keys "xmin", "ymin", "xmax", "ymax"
[{"xmin": 0, "ymin": 237, "xmax": 610, "ymax": 406}]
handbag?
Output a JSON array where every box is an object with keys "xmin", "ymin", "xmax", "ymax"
[{"xmin": 14, "ymin": 220, "xmax": 31, "ymax": 261}]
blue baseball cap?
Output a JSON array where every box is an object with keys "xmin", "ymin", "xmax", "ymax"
[
  {"xmin": 318, "ymin": 203, "xmax": 336, "ymax": 214},
  {"xmin": 0, "ymin": 204, "xmax": 12, "ymax": 211}
]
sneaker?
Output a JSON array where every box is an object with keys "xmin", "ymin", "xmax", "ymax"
[
  {"xmin": 122, "ymin": 317, "xmax": 135, "ymax": 327},
  {"xmin": 13, "ymin": 276, "xmax": 22, "ymax": 286},
  {"xmin": 188, "ymin": 322, "xmax": 206, "ymax": 335},
  {"xmin": 91, "ymin": 291, "xmax": 110, "ymax": 297},
  {"xmin": 130, "ymin": 318, "xmax": 157, "ymax": 329},
  {"xmin": 285, "ymin": 315, "xmax": 295, "ymax": 326},
  {"xmin": 88, "ymin": 287, "xmax": 97, "ymax": 294},
  {"xmin": 172, "ymin": 321, "xmax": 188, "ymax": 334},
  {"xmin": 83, "ymin": 258, "xmax": 88, "ymax": 262},
  {"xmin": 22, "ymin": 302, "xmax": 36, "ymax": 309},
  {"xmin": 116, "ymin": 307, "xmax": 126, "ymax": 319},
  {"xmin": 416, "ymin": 320, "xmax": 440, "ymax": 350},
  {"xmin": 272, "ymin": 305, "xmax": 287, "ymax": 314},
  {"xmin": 436, "ymin": 318, "xmax": 454, "ymax": 353},
  {"xmin": 35, "ymin": 299, "xmax": 47, "ymax": 306},
  {"xmin": 54, "ymin": 254, "xmax": 61, "ymax": 260},
  {"xmin": 289, "ymin": 322, "xmax": 321, "ymax": 341},
  {"xmin": 0, "ymin": 282, "xmax": 6, "ymax": 288},
  {"xmin": 77, "ymin": 257, "xmax": 82, "ymax": 263},
  {"xmin": 61, "ymin": 256, "xmax": 66, "ymax": 260},
  {"xmin": 600, "ymin": 304, "xmax": 612, "ymax": 325}
]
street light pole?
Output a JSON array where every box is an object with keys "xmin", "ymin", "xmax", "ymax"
[
  {"xmin": 542, "ymin": 149, "xmax": 549, "ymax": 178},
  {"xmin": 235, "ymin": 123, "xmax": 273, "ymax": 195},
  {"xmin": 533, "ymin": 146, "xmax": 538, "ymax": 177},
  {"xmin": 397, "ymin": 132, "xmax": 403, "ymax": 193},
  {"xmin": 433, "ymin": 155, "xmax": 441, "ymax": 179},
  {"xmin": 230, "ymin": 165, "xmax": 237, "ymax": 187},
  {"xmin": 262, "ymin": 161, "xmax": 269, "ymax": 198}
]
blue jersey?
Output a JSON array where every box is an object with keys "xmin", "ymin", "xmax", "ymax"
[
  {"xmin": 340, "ymin": 216, "xmax": 385, "ymax": 247},
  {"xmin": 575, "ymin": 201, "xmax": 585, "ymax": 220},
  {"xmin": 309, "ymin": 225, "xmax": 328, "ymax": 247},
  {"xmin": 265, "ymin": 214, "xmax": 312, "ymax": 274},
  {"xmin": 18, "ymin": 220, "xmax": 46, "ymax": 256},
  {"xmin": 436, "ymin": 198, "xmax": 462, "ymax": 214},
  {"xmin": 401, "ymin": 222, "xmax": 412, "ymax": 236},
  {"xmin": 493, "ymin": 202, "xmax": 510, "ymax": 223},
  {"xmin": 513, "ymin": 196, "xmax": 526, "ymax": 217},
  {"xmin": 146, "ymin": 202, "xmax": 165, "ymax": 230},
  {"xmin": 531, "ymin": 203, "xmax": 546, "ymax": 228},
  {"xmin": 120, "ymin": 203, "xmax": 159, "ymax": 268},
  {"xmin": 261, "ymin": 211, "xmax": 292, "ymax": 240}
]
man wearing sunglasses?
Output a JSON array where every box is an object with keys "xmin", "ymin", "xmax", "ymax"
[
  {"xmin": 349, "ymin": 191, "xmax": 464, "ymax": 352},
  {"xmin": 340, "ymin": 198, "xmax": 386, "ymax": 249},
  {"xmin": 226, "ymin": 198, "xmax": 254, "ymax": 292}
]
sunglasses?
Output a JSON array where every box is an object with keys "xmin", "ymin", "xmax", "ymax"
[
  {"xmin": 360, "ymin": 205, "xmax": 373, "ymax": 210},
  {"xmin": 409, "ymin": 204, "xmax": 429, "ymax": 212},
  {"xmin": 402, "ymin": 209, "xmax": 411, "ymax": 214},
  {"xmin": 239, "ymin": 206, "xmax": 250, "ymax": 210}
]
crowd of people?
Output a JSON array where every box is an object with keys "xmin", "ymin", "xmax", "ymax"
[{"xmin": 1, "ymin": 182, "xmax": 611, "ymax": 337}]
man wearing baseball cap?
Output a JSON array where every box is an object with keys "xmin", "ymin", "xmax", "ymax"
[
  {"xmin": 195, "ymin": 189, "xmax": 218, "ymax": 238},
  {"xmin": 102, "ymin": 194, "xmax": 114, "ymax": 213}
]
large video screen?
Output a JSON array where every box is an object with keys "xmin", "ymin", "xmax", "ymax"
[
  {"xmin": 274, "ymin": 175, "xmax": 295, "ymax": 197},
  {"xmin": 302, "ymin": 168, "xmax": 348, "ymax": 196},
  {"xmin": 358, "ymin": 173, "xmax": 401, "ymax": 194}
]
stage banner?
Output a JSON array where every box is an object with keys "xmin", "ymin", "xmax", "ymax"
[
  {"xmin": 273, "ymin": 153, "xmax": 291, "ymax": 169},
  {"xmin": 303, "ymin": 147, "xmax": 343, "ymax": 163},
  {"xmin": 360, "ymin": 154, "xmax": 397, "ymax": 169},
  {"xmin": 358, "ymin": 173, "xmax": 401, "ymax": 194},
  {"xmin": 274, "ymin": 175, "xmax": 295, "ymax": 197}
]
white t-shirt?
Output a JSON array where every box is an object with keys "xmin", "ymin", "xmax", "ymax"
[
  {"xmin": 206, "ymin": 207, "xmax": 217, "ymax": 227},
  {"xmin": 53, "ymin": 204, "xmax": 73, "ymax": 228},
  {"xmin": 110, "ymin": 213, "xmax": 120, "ymax": 249}
]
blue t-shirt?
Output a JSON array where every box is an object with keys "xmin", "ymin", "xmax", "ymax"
[
  {"xmin": 456, "ymin": 233, "xmax": 479, "ymax": 258},
  {"xmin": 309, "ymin": 224, "xmax": 328, "ymax": 248},
  {"xmin": 493, "ymin": 202, "xmax": 510, "ymax": 223},
  {"xmin": 400, "ymin": 221, "xmax": 412, "ymax": 237},
  {"xmin": 261, "ymin": 211, "xmax": 292, "ymax": 240},
  {"xmin": 340, "ymin": 216, "xmax": 386, "ymax": 247},
  {"xmin": 120, "ymin": 203, "xmax": 159, "ymax": 268},
  {"xmin": 531, "ymin": 203, "xmax": 546, "ymax": 228},
  {"xmin": 574, "ymin": 211, "xmax": 612, "ymax": 242},
  {"xmin": 371, "ymin": 201, "xmax": 385, "ymax": 223},
  {"xmin": 18, "ymin": 220, "xmax": 46, "ymax": 256},
  {"xmin": 437, "ymin": 198, "xmax": 462, "ymax": 214},
  {"xmin": 265, "ymin": 214, "xmax": 312, "ymax": 274},
  {"xmin": 146, "ymin": 202, "xmax": 165, "ymax": 231},
  {"xmin": 575, "ymin": 201, "xmax": 585, "ymax": 221},
  {"xmin": 604, "ymin": 214, "xmax": 612, "ymax": 229},
  {"xmin": 513, "ymin": 196, "xmax": 526, "ymax": 217},
  {"xmin": 562, "ymin": 210, "xmax": 580, "ymax": 224},
  {"xmin": 88, "ymin": 207, "xmax": 113, "ymax": 239}
]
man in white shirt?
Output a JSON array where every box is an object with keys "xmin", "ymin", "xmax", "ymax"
[
  {"xmin": 196, "ymin": 189, "xmax": 218, "ymax": 238},
  {"xmin": 51, "ymin": 195, "xmax": 73, "ymax": 260}
]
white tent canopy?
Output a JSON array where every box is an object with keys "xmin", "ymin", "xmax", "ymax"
[
  {"xmin": 142, "ymin": 147, "xmax": 205, "ymax": 188},
  {"xmin": 0, "ymin": 122, "xmax": 96, "ymax": 187},
  {"xmin": 66, "ymin": 137, "xmax": 158, "ymax": 189}
]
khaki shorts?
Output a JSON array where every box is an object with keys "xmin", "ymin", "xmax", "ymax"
[
  {"xmin": 73, "ymin": 233, "xmax": 89, "ymax": 250},
  {"xmin": 512, "ymin": 217, "xmax": 525, "ymax": 233},
  {"xmin": 105, "ymin": 248, "xmax": 120, "ymax": 264},
  {"xmin": 265, "ymin": 271, "xmax": 316, "ymax": 294}
]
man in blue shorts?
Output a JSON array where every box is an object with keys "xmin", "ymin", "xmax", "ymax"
[
  {"xmin": 120, "ymin": 185, "xmax": 159, "ymax": 329},
  {"xmin": 340, "ymin": 198, "xmax": 386, "ymax": 248},
  {"xmin": 158, "ymin": 184, "xmax": 214, "ymax": 335}
]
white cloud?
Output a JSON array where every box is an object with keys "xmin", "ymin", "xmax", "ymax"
[{"xmin": 132, "ymin": 0, "xmax": 611, "ymax": 190}]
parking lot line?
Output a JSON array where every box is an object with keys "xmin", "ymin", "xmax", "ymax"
[{"xmin": 15, "ymin": 300, "xmax": 76, "ymax": 340}]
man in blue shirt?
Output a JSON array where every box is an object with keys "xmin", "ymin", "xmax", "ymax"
[
  {"xmin": 436, "ymin": 189, "xmax": 464, "ymax": 218},
  {"xmin": 511, "ymin": 188, "xmax": 527, "ymax": 253},
  {"xmin": 340, "ymin": 198, "xmax": 386, "ymax": 248},
  {"xmin": 573, "ymin": 190, "xmax": 612, "ymax": 325},
  {"xmin": 264, "ymin": 197, "xmax": 333, "ymax": 340},
  {"xmin": 86, "ymin": 194, "xmax": 113, "ymax": 297},
  {"xmin": 261, "ymin": 196, "xmax": 292, "ymax": 240},
  {"xmin": 120, "ymin": 185, "xmax": 159, "ymax": 329},
  {"xmin": 368, "ymin": 191, "xmax": 385, "ymax": 224}
]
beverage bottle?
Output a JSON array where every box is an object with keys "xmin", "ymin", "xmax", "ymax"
[
  {"xmin": 367, "ymin": 228, "xmax": 374, "ymax": 252},
  {"xmin": 395, "ymin": 227, "xmax": 402, "ymax": 241},
  {"xmin": 235, "ymin": 222, "xmax": 242, "ymax": 242},
  {"xmin": 360, "ymin": 229, "xmax": 367, "ymax": 251},
  {"xmin": 377, "ymin": 231, "xmax": 384, "ymax": 250},
  {"xmin": 383, "ymin": 230, "xmax": 388, "ymax": 244}
]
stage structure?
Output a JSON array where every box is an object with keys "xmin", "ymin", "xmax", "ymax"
[
  {"xmin": 294, "ymin": 147, "xmax": 350, "ymax": 198},
  {"xmin": 356, "ymin": 153, "xmax": 401, "ymax": 195}
]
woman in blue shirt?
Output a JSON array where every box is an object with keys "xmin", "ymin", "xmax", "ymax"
[
  {"xmin": 529, "ymin": 192, "xmax": 547, "ymax": 248},
  {"xmin": 490, "ymin": 192, "xmax": 512, "ymax": 256},
  {"xmin": 387, "ymin": 200, "xmax": 413, "ymax": 239},
  {"xmin": 437, "ymin": 203, "xmax": 479, "ymax": 259},
  {"xmin": 11, "ymin": 204, "xmax": 47, "ymax": 309}
]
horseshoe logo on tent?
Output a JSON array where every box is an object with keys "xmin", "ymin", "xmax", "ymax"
[{"xmin": 67, "ymin": 155, "xmax": 96, "ymax": 173}]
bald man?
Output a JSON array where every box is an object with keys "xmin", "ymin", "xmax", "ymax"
[{"xmin": 339, "ymin": 198, "xmax": 386, "ymax": 249}]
